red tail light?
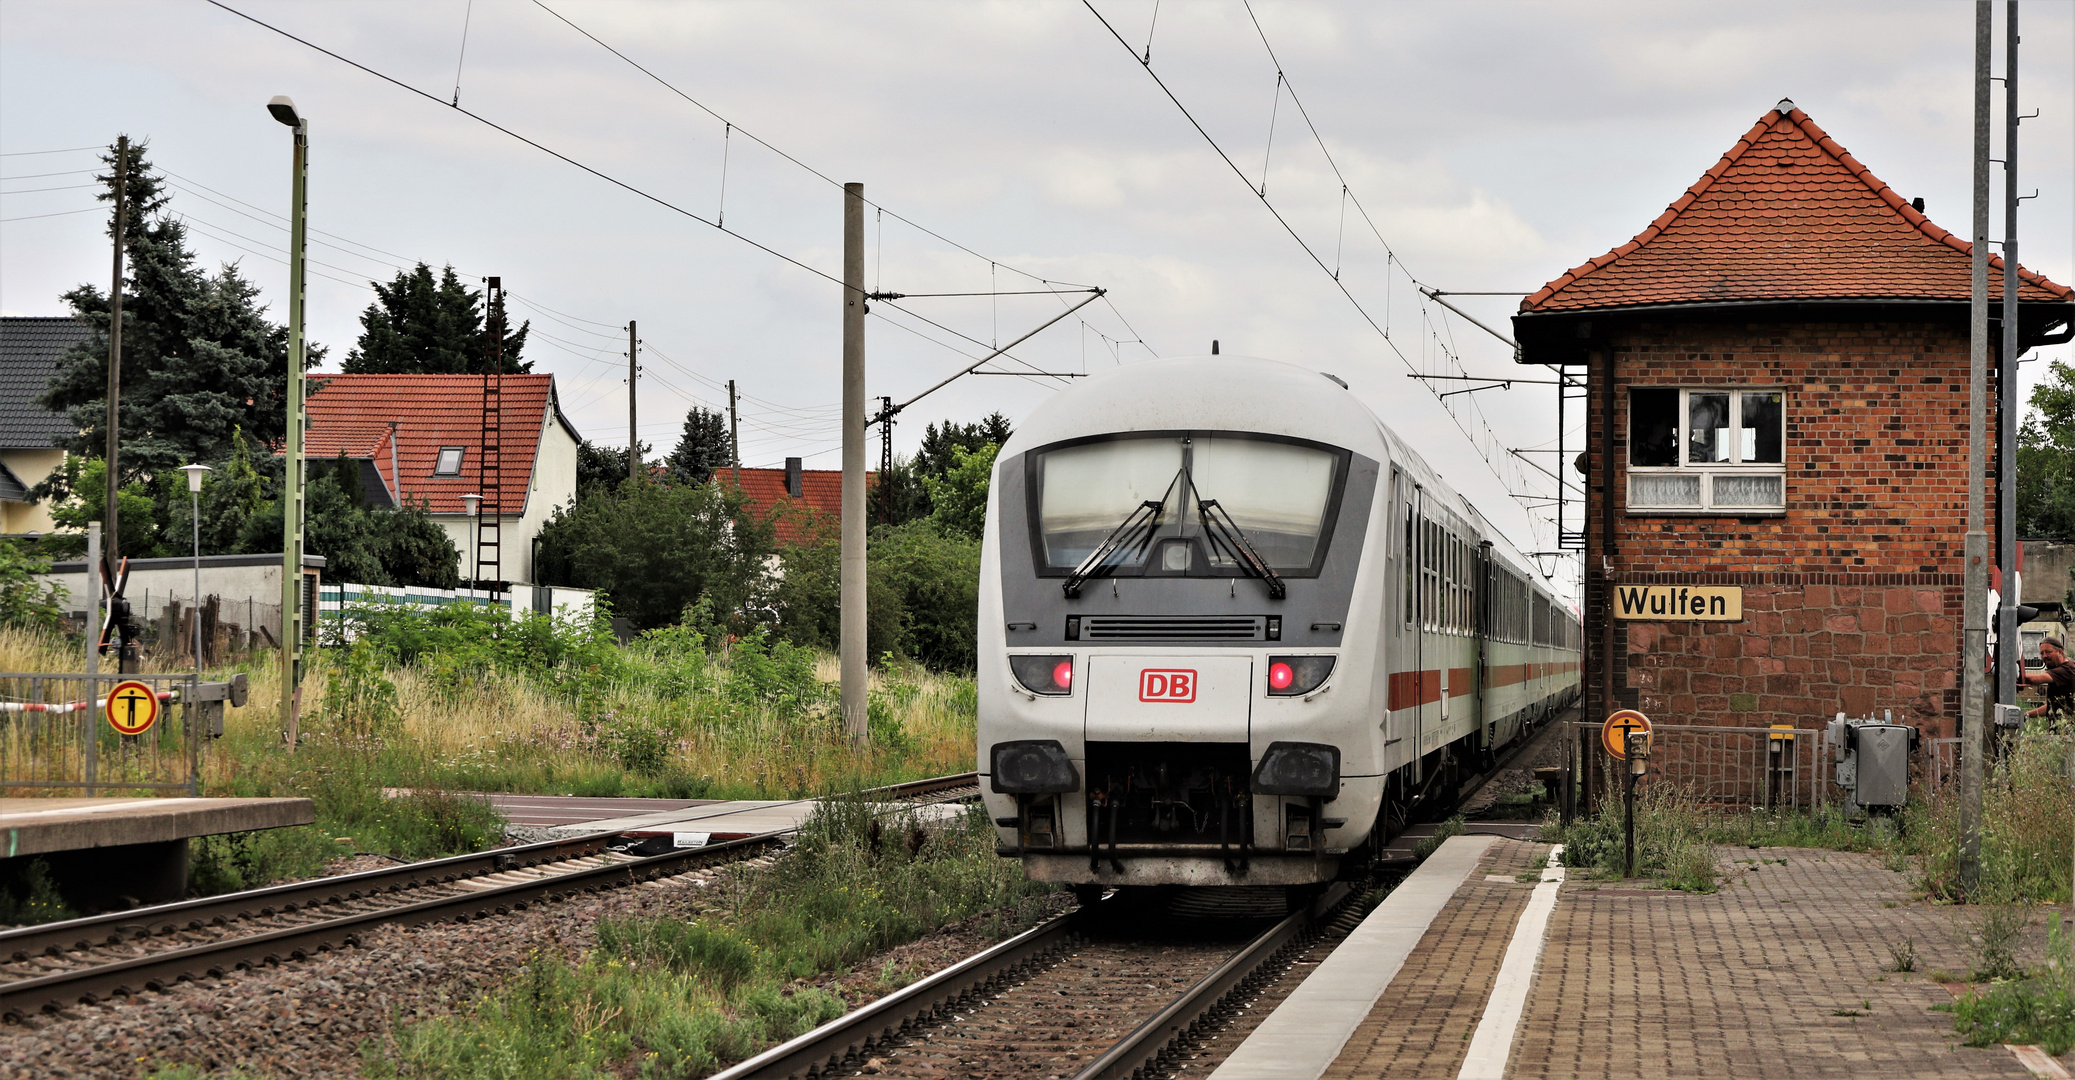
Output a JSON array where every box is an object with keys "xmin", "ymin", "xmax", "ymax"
[{"xmin": 1269, "ymin": 662, "xmax": 1294, "ymax": 690}]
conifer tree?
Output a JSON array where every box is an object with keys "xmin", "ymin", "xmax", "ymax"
[
  {"xmin": 667, "ymin": 406, "xmax": 732, "ymax": 484},
  {"xmin": 344, "ymin": 263, "xmax": 531, "ymax": 374},
  {"xmin": 37, "ymin": 139, "xmax": 297, "ymax": 490}
]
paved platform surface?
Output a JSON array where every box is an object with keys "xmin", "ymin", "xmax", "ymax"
[
  {"xmin": 1217, "ymin": 836, "xmax": 2046, "ymax": 1079},
  {"xmin": 470, "ymin": 793, "xmax": 719, "ymax": 828},
  {"xmin": 0, "ymin": 797, "xmax": 313, "ymax": 857}
]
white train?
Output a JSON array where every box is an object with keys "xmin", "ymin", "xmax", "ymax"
[{"xmin": 977, "ymin": 355, "xmax": 1580, "ymax": 888}]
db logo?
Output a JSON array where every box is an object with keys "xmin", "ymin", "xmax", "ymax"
[{"xmin": 1138, "ymin": 669, "xmax": 1197, "ymax": 703}]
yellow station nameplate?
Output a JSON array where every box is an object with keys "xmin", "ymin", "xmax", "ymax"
[{"xmin": 1613, "ymin": 584, "xmax": 1742, "ymax": 621}]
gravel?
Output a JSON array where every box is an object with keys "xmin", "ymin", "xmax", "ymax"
[
  {"xmin": 0, "ymin": 861, "xmax": 747, "ymax": 1079},
  {"xmin": 0, "ymin": 852, "xmax": 1070, "ymax": 1080}
]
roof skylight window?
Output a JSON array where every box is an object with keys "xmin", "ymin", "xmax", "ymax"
[{"xmin": 434, "ymin": 447, "xmax": 465, "ymax": 476}]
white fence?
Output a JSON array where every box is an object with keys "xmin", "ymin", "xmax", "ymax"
[{"xmin": 317, "ymin": 582, "xmax": 598, "ymax": 641}]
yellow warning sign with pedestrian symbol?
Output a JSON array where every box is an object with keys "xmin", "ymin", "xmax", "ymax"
[{"xmin": 106, "ymin": 680, "xmax": 159, "ymax": 736}]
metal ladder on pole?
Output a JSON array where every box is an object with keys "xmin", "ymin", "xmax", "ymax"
[{"xmin": 477, "ymin": 277, "xmax": 504, "ymax": 594}]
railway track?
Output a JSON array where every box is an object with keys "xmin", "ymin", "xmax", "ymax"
[
  {"xmin": 713, "ymin": 881, "xmax": 1371, "ymax": 1080},
  {"xmin": 0, "ymin": 772, "xmax": 978, "ymax": 1021}
]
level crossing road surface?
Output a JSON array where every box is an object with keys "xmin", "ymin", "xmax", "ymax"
[{"xmin": 1211, "ymin": 835, "xmax": 2049, "ymax": 1080}]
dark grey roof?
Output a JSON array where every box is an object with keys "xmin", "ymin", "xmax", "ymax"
[{"xmin": 0, "ymin": 316, "xmax": 87, "ymax": 451}]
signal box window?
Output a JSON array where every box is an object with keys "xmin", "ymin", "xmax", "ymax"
[
  {"xmin": 1627, "ymin": 388, "xmax": 1784, "ymax": 513},
  {"xmin": 434, "ymin": 447, "xmax": 466, "ymax": 476}
]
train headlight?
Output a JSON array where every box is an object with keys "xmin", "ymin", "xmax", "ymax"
[
  {"xmin": 1265, "ymin": 656, "xmax": 1334, "ymax": 696},
  {"xmin": 990, "ymin": 740, "xmax": 1080, "ymax": 794},
  {"xmin": 1251, "ymin": 741, "xmax": 1340, "ymax": 799},
  {"xmin": 1009, "ymin": 655, "xmax": 1075, "ymax": 696}
]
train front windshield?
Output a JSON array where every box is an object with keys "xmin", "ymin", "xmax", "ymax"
[{"xmin": 1033, "ymin": 433, "xmax": 1341, "ymax": 573}]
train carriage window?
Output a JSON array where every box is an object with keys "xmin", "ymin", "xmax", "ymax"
[
  {"xmin": 1628, "ymin": 387, "xmax": 1786, "ymax": 512},
  {"xmin": 1402, "ymin": 501, "xmax": 1414, "ymax": 628}
]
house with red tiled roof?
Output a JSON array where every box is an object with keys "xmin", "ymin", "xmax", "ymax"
[
  {"xmin": 298, "ymin": 373, "xmax": 581, "ymax": 586},
  {"xmin": 1513, "ymin": 100, "xmax": 2073, "ymax": 740},
  {"xmin": 712, "ymin": 459, "xmax": 875, "ymax": 547}
]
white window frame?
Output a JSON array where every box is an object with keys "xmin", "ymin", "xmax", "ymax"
[
  {"xmin": 433, "ymin": 446, "xmax": 466, "ymax": 476},
  {"xmin": 1626, "ymin": 386, "xmax": 1786, "ymax": 514}
]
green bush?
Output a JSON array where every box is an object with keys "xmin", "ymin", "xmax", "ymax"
[{"xmin": 771, "ymin": 521, "xmax": 981, "ymax": 672}]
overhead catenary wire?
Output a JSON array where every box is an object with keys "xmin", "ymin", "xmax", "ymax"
[
  {"xmin": 214, "ymin": 0, "xmax": 1111, "ymax": 415},
  {"xmin": 1085, "ymin": 0, "xmax": 1566, "ymax": 559}
]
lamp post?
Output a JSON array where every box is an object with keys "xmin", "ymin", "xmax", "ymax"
[
  {"xmin": 460, "ymin": 493, "xmax": 481, "ymax": 594},
  {"xmin": 180, "ymin": 465, "xmax": 211, "ymax": 677},
  {"xmin": 269, "ymin": 94, "xmax": 308, "ymax": 749}
]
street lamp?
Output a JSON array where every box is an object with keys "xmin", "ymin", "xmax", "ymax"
[
  {"xmin": 179, "ymin": 464, "xmax": 212, "ymax": 677},
  {"xmin": 460, "ymin": 493, "xmax": 481, "ymax": 593},
  {"xmin": 270, "ymin": 94, "xmax": 309, "ymax": 749}
]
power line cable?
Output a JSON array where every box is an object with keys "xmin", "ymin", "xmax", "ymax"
[
  {"xmin": 1085, "ymin": 0, "xmax": 1553, "ymax": 538},
  {"xmin": 0, "ymin": 145, "xmax": 103, "ymax": 157},
  {"xmin": 210, "ymin": 0, "xmax": 1108, "ymax": 409}
]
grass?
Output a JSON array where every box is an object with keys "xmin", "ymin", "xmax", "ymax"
[
  {"xmin": 370, "ymin": 796, "xmax": 1056, "ymax": 1079},
  {"xmin": 1941, "ymin": 913, "xmax": 2075, "ymax": 1056},
  {"xmin": 1545, "ymin": 782, "xmax": 1720, "ymax": 892},
  {"xmin": 0, "ymin": 604, "xmax": 982, "ymax": 904}
]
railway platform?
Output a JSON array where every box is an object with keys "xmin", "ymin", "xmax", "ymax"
[
  {"xmin": 0, "ymin": 796, "xmax": 312, "ymax": 910},
  {"xmin": 1212, "ymin": 835, "xmax": 2053, "ymax": 1080}
]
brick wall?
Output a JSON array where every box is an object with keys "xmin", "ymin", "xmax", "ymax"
[{"xmin": 1583, "ymin": 318, "xmax": 1989, "ymax": 738}]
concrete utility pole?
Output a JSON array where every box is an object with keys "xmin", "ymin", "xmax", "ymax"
[
  {"xmin": 628, "ymin": 320, "xmax": 640, "ymax": 480},
  {"xmin": 1960, "ymin": 0, "xmax": 1993, "ymax": 898},
  {"xmin": 1995, "ymin": 0, "xmax": 2021, "ymax": 708},
  {"xmin": 841, "ymin": 182, "xmax": 868, "ymax": 748},
  {"xmin": 267, "ymin": 96, "xmax": 310, "ymax": 749},
  {"xmin": 727, "ymin": 379, "xmax": 740, "ymax": 470},
  {"xmin": 103, "ymin": 136, "xmax": 128, "ymax": 594}
]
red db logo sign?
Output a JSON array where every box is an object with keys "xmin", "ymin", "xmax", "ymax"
[{"xmin": 1139, "ymin": 669, "xmax": 1197, "ymax": 703}]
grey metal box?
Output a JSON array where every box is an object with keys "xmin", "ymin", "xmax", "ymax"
[{"xmin": 1854, "ymin": 724, "xmax": 1911, "ymax": 808}]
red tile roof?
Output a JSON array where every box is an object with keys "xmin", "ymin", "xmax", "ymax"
[
  {"xmin": 297, "ymin": 373, "xmax": 577, "ymax": 515},
  {"xmin": 712, "ymin": 467, "xmax": 875, "ymax": 547},
  {"xmin": 1521, "ymin": 102, "xmax": 2073, "ymax": 314}
]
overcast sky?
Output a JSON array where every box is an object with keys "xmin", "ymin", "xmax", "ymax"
[{"xmin": 3, "ymin": 0, "xmax": 2070, "ymax": 602}]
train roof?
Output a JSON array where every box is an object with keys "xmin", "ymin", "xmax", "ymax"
[{"xmin": 998, "ymin": 354, "xmax": 1574, "ymax": 620}]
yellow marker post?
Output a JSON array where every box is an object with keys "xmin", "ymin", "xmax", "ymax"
[{"xmin": 106, "ymin": 679, "xmax": 159, "ymax": 737}]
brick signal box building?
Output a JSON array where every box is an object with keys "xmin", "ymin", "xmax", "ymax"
[{"xmin": 1514, "ymin": 101, "xmax": 2073, "ymax": 738}]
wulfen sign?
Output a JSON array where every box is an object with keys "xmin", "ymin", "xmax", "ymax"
[{"xmin": 1614, "ymin": 584, "xmax": 1743, "ymax": 621}]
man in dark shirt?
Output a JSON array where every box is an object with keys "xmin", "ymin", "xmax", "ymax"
[{"xmin": 2023, "ymin": 637, "xmax": 2075, "ymax": 719}]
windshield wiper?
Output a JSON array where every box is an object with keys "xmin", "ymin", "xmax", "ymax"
[
  {"xmin": 1196, "ymin": 497, "xmax": 1287, "ymax": 600},
  {"xmin": 1062, "ymin": 484, "xmax": 1174, "ymax": 599}
]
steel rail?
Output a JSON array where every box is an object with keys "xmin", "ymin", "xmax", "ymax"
[
  {"xmin": 709, "ymin": 910, "xmax": 1083, "ymax": 1080},
  {"xmin": 0, "ymin": 772, "xmax": 974, "ymax": 961},
  {"xmin": 0, "ymin": 772, "xmax": 977, "ymax": 1018},
  {"xmin": 1070, "ymin": 882, "xmax": 1352, "ymax": 1080},
  {"xmin": 711, "ymin": 881, "xmax": 1359, "ymax": 1080},
  {"xmin": 0, "ymin": 827, "xmax": 783, "ymax": 1019}
]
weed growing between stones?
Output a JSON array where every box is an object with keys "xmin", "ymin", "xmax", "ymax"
[
  {"xmin": 1887, "ymin": 936, "xmax": 1917, "ymax": 973},
  {"xmin": 1966, "ymin": 904, "xmax": 2032, "ymax": 982},
  {"xmin": 1942, "ymin": 913, "xmax": 2075, "ymax": 1056},
  {"xmin": 1547, "ymin": 784, "xmax": 1720, "ymax": 892},
  {"xmin": 373, "ymin": 797, "xmax": 1056, "ymax": 1078},
  {"xmin": 1913, "ymin": 718, "xmax": 2075, "ymax": 904}
]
